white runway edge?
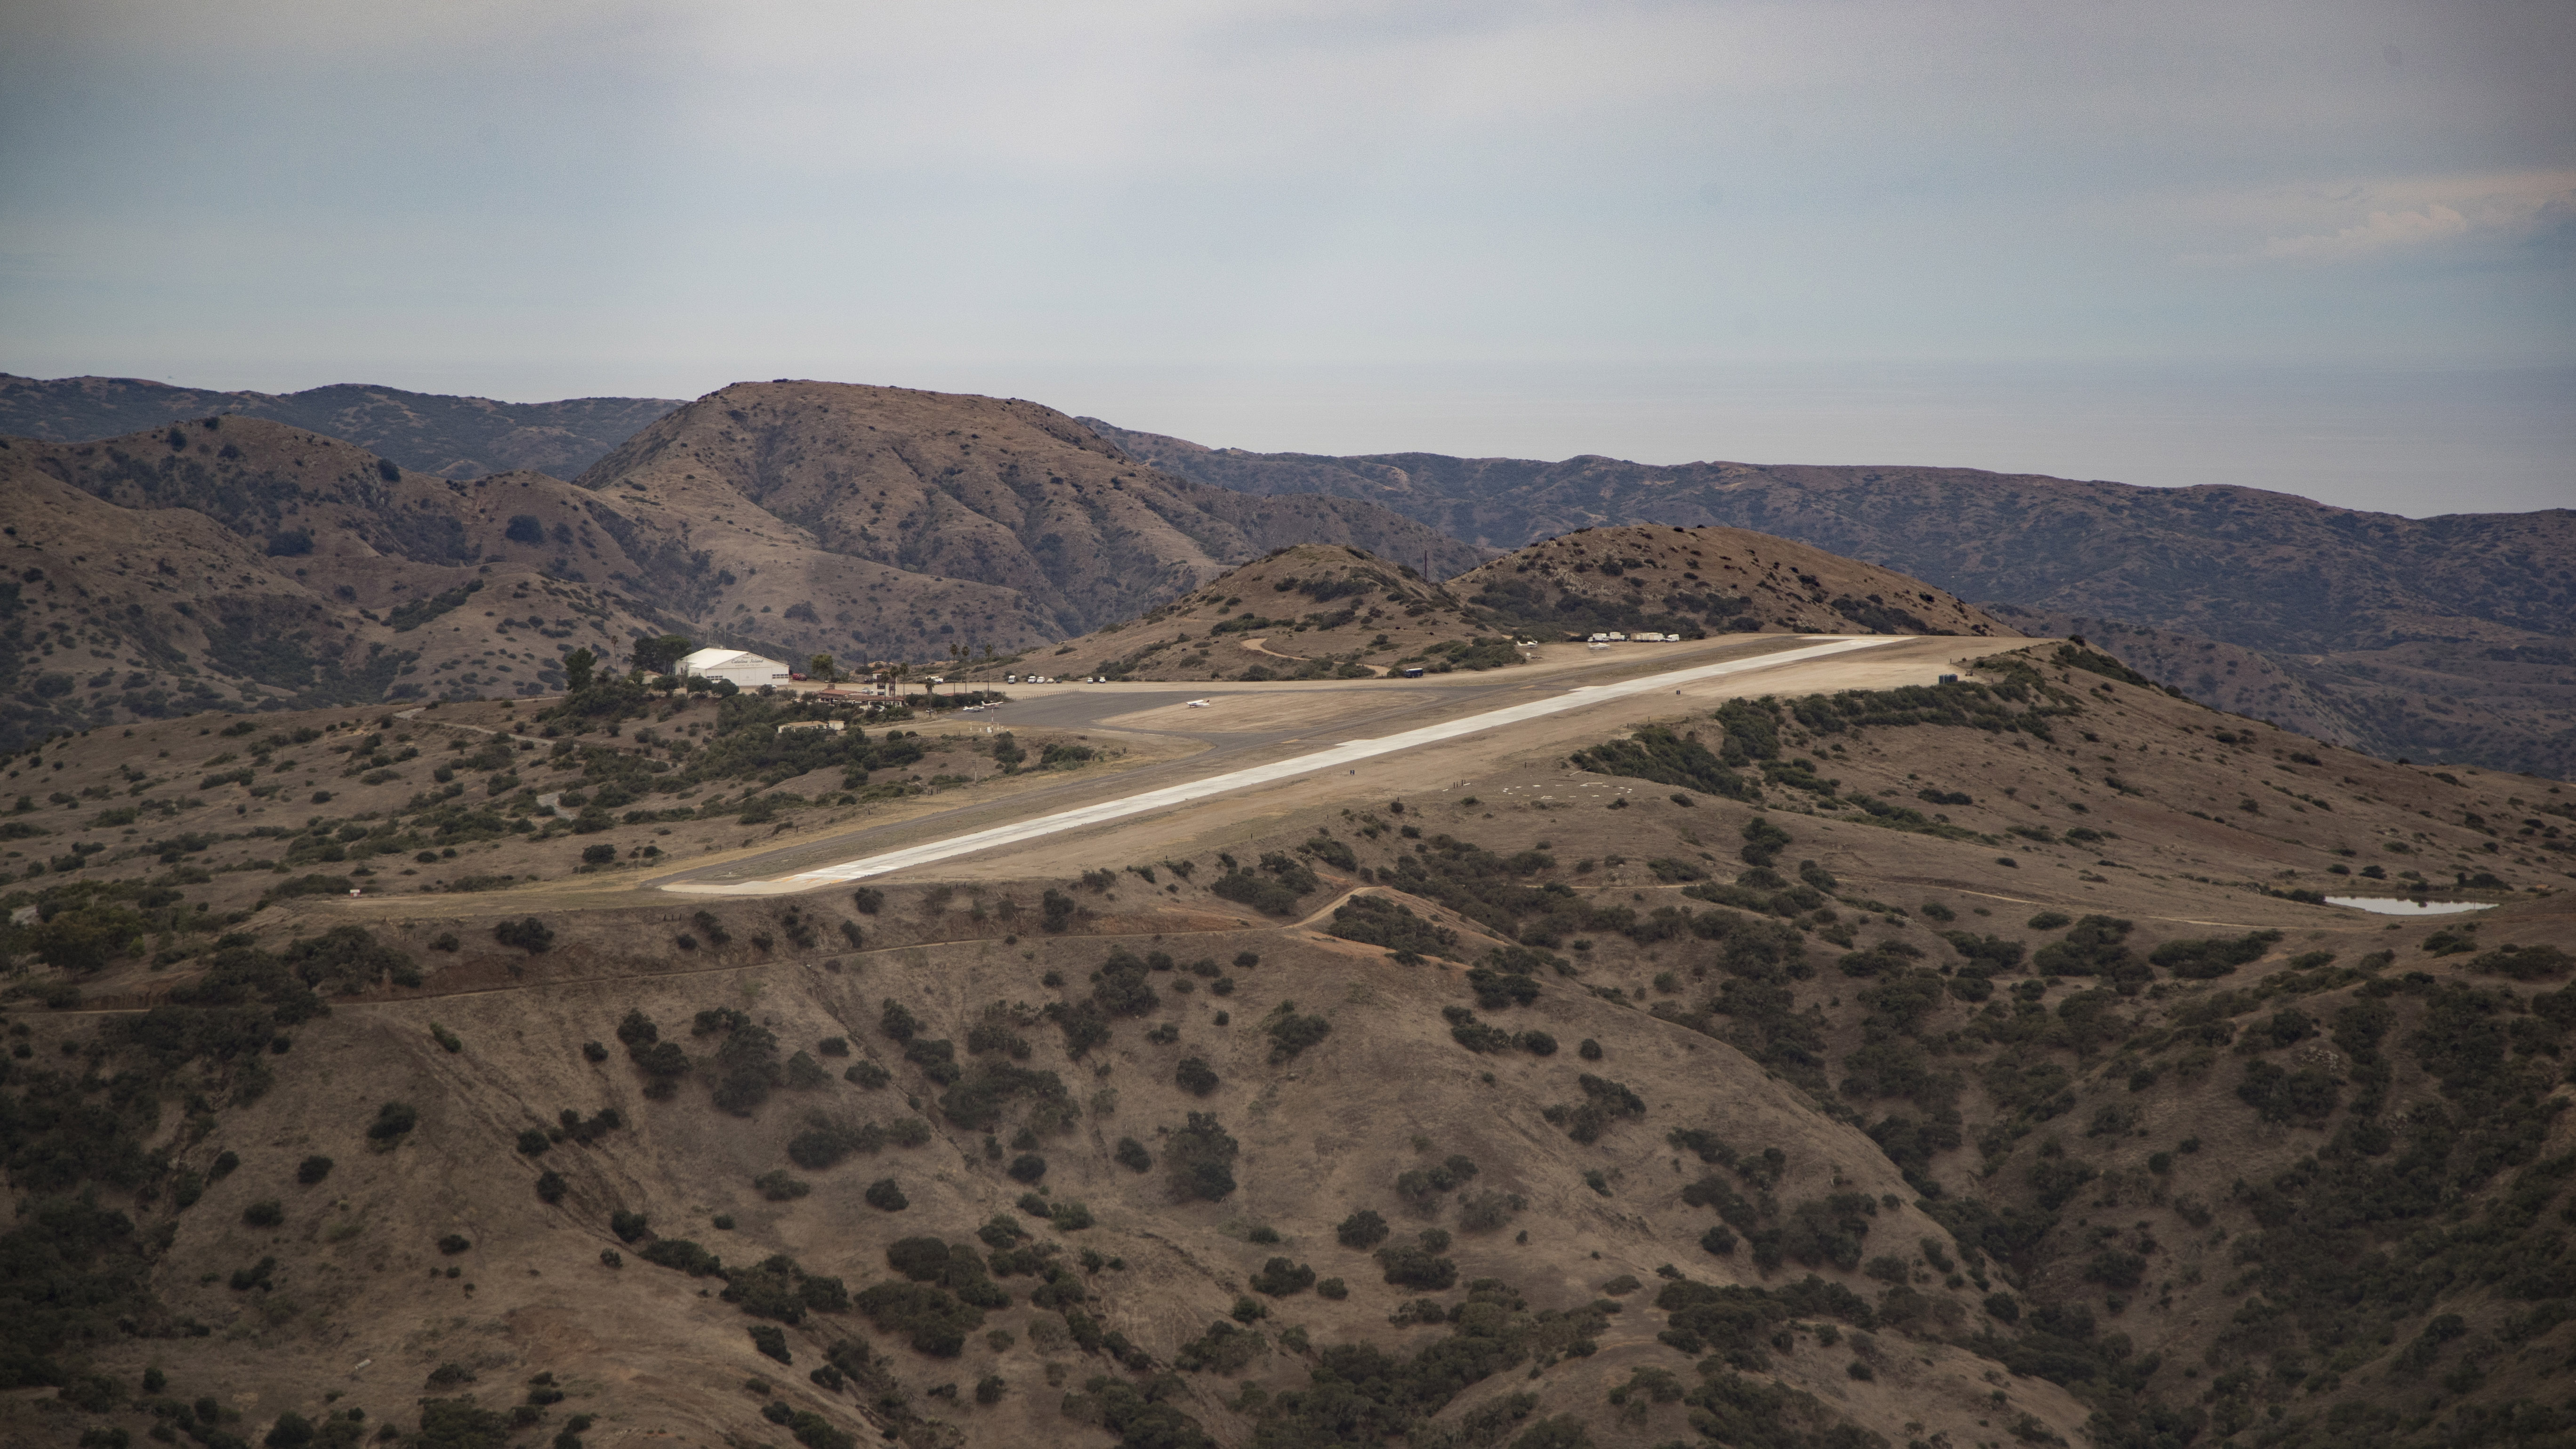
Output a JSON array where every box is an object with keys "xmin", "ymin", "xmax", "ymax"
[{"xmin": 666, "ymin": 636, "xmax": 1902, "ymax": 895}]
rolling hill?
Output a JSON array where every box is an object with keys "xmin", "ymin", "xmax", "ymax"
[
  {"xmin": 1084, "ymin": 420, "xmax": 2576, "ymax": 778},
  {"xmin": 1, "ymin": 612, "xmax": 2568, "ymax": 1449},
  {"xmin": 1022, "ymin": 526, "xmax": 2014, "ymax": 685},
  {"xmin": 0, "ymin": 384, "xmax": 1488, "ymax": 751}
]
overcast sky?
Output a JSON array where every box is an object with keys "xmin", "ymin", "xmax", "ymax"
[{"xmin": 3, "ymin": 0, "xmax": 2569, "ymax": 512}]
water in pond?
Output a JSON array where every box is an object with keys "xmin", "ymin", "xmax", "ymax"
[{"xmin": 2325, "ymin": 896, "xmax": 2496, "ymax": 917}]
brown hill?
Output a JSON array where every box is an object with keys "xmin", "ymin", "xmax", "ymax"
[
  {"xmin": 1003, "ymin": 544, "xmax": 1500, "ymax": 683},
  {"xmin": 572, "ymin": 381, "xmax": 1486, "ymax": 665},
  {"xmin": 0, "ymin": 373, "xmax": 685, "ymax": 480},
  {"xmin": 0, "ymin": 419, "xmax": 670, "ymax": 748},
  {"xmin": 0, "ymin": 385, "xmax": 1486, "ymax": 750},
  {"xmin": 1449, "ymin": 525, "xmax": 2012, "ymax": 641},
  {"xmin": 2, "ymin": 639, "xmax": 2569, "ymax": 1449},
  {"xmin": 1085, "ymin": 419, "xmax": 2576, "ymax": 777},
  {"xmin": 1025, "ymin": 526, "xmax": 2013, "ymax": 684}
]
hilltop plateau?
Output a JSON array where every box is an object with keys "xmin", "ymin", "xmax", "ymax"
[
  {"xmin": 2, "ymin": 587, "xmax": 2569, "ymax": 1449},
  {"xmin": 1085, "ymin": 420, "xmax": 2576, "ymax": 778}
]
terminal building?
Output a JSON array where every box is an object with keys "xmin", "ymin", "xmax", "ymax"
[{"xmin": 672, "ymin": 647, "xmax": 791, "ymax": 690}]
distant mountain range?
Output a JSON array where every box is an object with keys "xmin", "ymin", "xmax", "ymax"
[
  {"xmin": 4, "ymin": 369, "xmax": 2566, "ymax": 778},
  {"xmin": 0, "ymin": 373, "xmax": 684, "ymax": 480},
  {"xmin": 1085, "ymin": 419, "xmax": 2576, "ymax": 780}
]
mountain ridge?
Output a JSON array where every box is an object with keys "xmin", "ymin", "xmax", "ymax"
[
  {"xmin": 1081, "ymin": 418, "xmax": 2576, "ymax": 777},
  {"xmin": 0, "ymin": 373, "xmax": 687, "ymax": 481}
]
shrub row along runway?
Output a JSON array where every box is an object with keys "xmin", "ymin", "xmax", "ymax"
[{"xmin": 660, "ymin": 635, "xmax": 1910, "ymax": 895}]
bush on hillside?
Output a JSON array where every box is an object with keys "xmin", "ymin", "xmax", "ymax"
[{"xmin": 1166, "ymin": 1112, "xmax": 1240, "ymax": 1202}]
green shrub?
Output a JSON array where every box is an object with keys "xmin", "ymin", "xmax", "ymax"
[
  {"xmin": 1175, "ymin": 1320, "xmax": 1268, "ymax": 1374},
  {"xmin": 1006, "ymin": 1153, "xmax": 1047, "ymax": 1183},
  {"xmin": 749, "ymin": 1324, "xmax": 791, "ymax": 1364},
  {"xmin": 494, "ymin": 918, "xmax": 555, "ymax": 953},
  {"xmin": 2151, "ymin": 929, "xmax": 2282, "ymax": 980},
  {"xmin": 1114, "ymin": 1136, "xmax": 1151, "ymax": 1172},
  {"xmin": 1375, "ymin": 1243, "xmax": 1457, "ymax": 1290},
  {"xmin": 436, "ymin": 1233, "xmax": 471, "ymax": 1255},
  {"xmin": 416, "ymin": 1400, "xmax": 511, "ymax": 1449},
  {"xmin": 296, "ymin": 1155, "xmax": 334, "ymax": 1185},
  {"xmin": 1090, "ymin": 951, "xmax": 1160, "ymax": 1017},
  {"xmin": 639, "ymin": 1238, "xmax": 722, "ymax": 1275},
  {"xmin": 937, "ymin": 1059, "xmax": 1071, "ymax": 1132},
  {"xmin": 854, "ymin": 1281, "xmax": 983, "ymax": 1357},
  {"xmin": 1165, "ymin": 1112, "xmax": 1239, "ymax": 1202},
  {"xmin": 2467, "ymin": 944, "xmax": 2572, "ymax": 981},
  {"xmin": 243, "ymin": 1199, "xmax": 284, "ymax": 1228},
  {"xmin": 879, "ymin": 999, "xmax": 921, "ymax": 1042},
  {"xmin": 535, "ymin": 1171, "xmax": 567, "ymax": 1204},
  {"xmin": 1250, "ymin": 1257, "xmax": 1316, "ymax": 1296},
  {"xmin": 610, "ymin": 1210, "xmax": 648, "ymax": 1242},
  {"xmin": 756, "ymin": 1170, "xmax": 811, "ymax": 1201},
  {"xmin": 1265, "ymin": 1005, "xmax": 1332, "ymax": 1063},
  {"xmin": 1328, "ymin": 895, "xmax": 1461, "ymax": 959},
  {"xmin": 697, "ymin": 1008, "xmax": 786, "ymax": 1116},
  {"xmin": 1338, "ymin": 1208, "xmax": 1390, "ymax": 1248},
  {"xmin": 1175, "ymin": 1057, "xmax": 1219, "ymax": 1096},
  {"xmin": 516, "ymin": 1127, "xmax": 552, "ymax": 1156},
  {"xmin": 864, "ymin": 1178, "xmax": 908, "ymax": 1211},
  {"xmin": 787, "ymin": 1115, "xmax": 889, "ymax": 1169}
]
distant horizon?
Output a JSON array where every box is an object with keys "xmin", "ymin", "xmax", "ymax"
[{"xmin": 10, "ymin": 356, "xmax": 2568, "ymax": 520}]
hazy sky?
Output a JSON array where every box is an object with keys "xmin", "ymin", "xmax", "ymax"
[{"xmin": 3, "ymin": 1, "xmax": 2569, "ymax": 512}]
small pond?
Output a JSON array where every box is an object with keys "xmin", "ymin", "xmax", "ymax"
[{"xmin": 2325, "ymin": 895, "xmax": 2497, "ymax": 917}]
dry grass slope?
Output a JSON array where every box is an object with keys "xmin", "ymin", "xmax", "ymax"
[{"xmin": 2, "ymin": 623, "xmax": 2570, "ymax": 1449}]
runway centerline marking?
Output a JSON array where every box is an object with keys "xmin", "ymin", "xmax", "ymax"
[{"xmin": 665, "ymin": 636, "xmax": 1904, "ymax": 894}]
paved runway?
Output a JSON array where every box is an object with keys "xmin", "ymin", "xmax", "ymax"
[{"xmin": 660, "ymin": 635, "xmax": 1901, "ymax": 895}]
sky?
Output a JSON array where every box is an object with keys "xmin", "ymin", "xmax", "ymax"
[{"xmin": 2, "ymin": 0, "xmax": 2570, "ymax": 514}]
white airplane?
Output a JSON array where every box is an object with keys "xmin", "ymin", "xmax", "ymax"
[{"xmin": 1185, "ymin": 699, "xmax": 1213, "ymax": 708}]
